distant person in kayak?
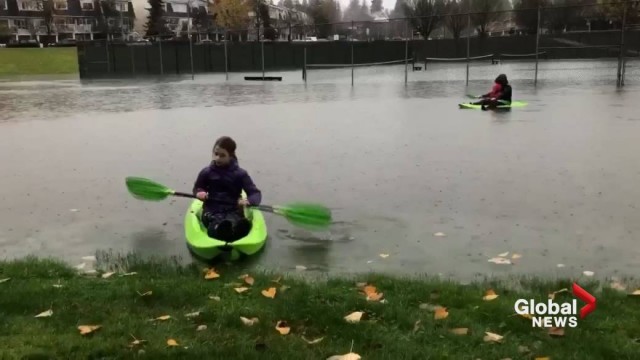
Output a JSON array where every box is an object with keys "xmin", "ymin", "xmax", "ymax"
[
  {"xmin": 474, "ymin": 74, "xmax": 512, "ymax": 110},
  {"xmin": 193, "ymin": 136, "xmax": 262, "ymax": 241}
]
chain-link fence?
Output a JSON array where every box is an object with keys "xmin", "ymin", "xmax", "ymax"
[{"xmin": 77, "ymin": 0, "xmax": 639, "ymax": 85}]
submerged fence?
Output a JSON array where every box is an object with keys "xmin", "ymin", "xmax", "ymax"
[{"xmin": 77, "ymin": 0, "xmax": 640, "ymax": 86}]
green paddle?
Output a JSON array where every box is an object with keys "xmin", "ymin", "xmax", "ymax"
[{"xmin": 125, "ymin": 177, "xmax": 333, "ymax": 230}]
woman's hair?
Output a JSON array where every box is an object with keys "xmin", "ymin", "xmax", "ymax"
[
  {"xmin": 213, "ymin": 136, "xmax": 238, "ymax": 161},
  {"xmin": 495, "ymin": 74, "xmax": 508, "ymax": 85}
]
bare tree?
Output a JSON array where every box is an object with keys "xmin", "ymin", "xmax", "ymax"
[{"xmin": 470, "ymin": 0, "xmax": 510, "ymax": 37}]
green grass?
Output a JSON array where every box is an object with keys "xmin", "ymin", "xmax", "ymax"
[
  {"xmin": 0, "ymin": 47, "xmax": 78, "ymax": 76},
  {"xmin": 1, "ymin": 253, "xmax": 640, "ymax": 359}
]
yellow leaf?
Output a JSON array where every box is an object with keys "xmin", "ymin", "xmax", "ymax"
[
  {"xmin": 628, "ymin": 289, "xmax": 640, "ymax": 296},
  {"xmin": 167, "ymin": 338, "xmax": 179, "ymax": 347},
  {"xmin": 511, "ymin": 253, "xmax": 522, "ymax": 259},
  {"xmin": 483, "ymin": 331, "xmax": 503, "ymax": 342},
  {"xmin": 234, "ymin": 287, "xmax": 249, "ymax": 294},
  {"xmin": 204, "ymin": 268, "xmax": 220, "ymax": 280},
  {"xmin": 209, "ymin": 295, "xmax": 221, "ymax": 301},
  {"xmin": 450, "ymin": 327, "xmax": 469, "ymax": 335},
  {"xmin": 35, "ymin": 309, "xmax": 53, "ymax": 318},
  {"xmin": 434, "ymin": 306, "xmax": 449, "ymax": 320},
  {"xmin": 362, "ymin": 285, "xmax": 384, "ymax": 301},
  {"xmin": 275, "ymin": 320, "xmax": 290, "ymax": 335},
  {"xmin": 78, "ymin": 325, "xmax": 101, "ymax": 335},
  {"xmin": 519, "ymin": 313, "xmax": 533, "ymax": 320},
  {"xmin": 488, "ymin": 257, "xmax": 512, "ymax": 265},
  {"xmin": 129, "ymin": 337, "xmax": 147, "ymax": 347},
  {"xmin": 301, "ymin": 335, "xmax": 324, "ymax": 344},
  {"xmin": 101, "ymin": 272, "xmax": 115, "ymax": 279},
  {"xmin": 344, "ymin": 311, "xmax": 364, "ymax": 323},
  {"xmin": 548, "ymin": 327, "xmax": 565, "ymax": 337},
  {"xmin": 137, "ymin": 290, "xmax": 152, "ymax": 297},
  {"xmin": 261, "ymin": 287, "xmax": 277, "ymax": 299},
  {"xmin": 549, "ymin": 288, "xmax": 569, "ymax": 300},
  {"xmin": 483, "ymin": 289, "xmax": 499, "ymax": 301},
  {"xmin": 240, "ymin": 316, "xmax": 259, "ymax": 326},
  {"xmin": 0, "ymin": 278, "xmax": 11, "ymax": 283},
  {"xmin": 326, "ymin": 352, "xmax": 361, "ymax": 360},
  {"xmin": 153, "ymin": 315, "xmax": 171, "ymax": 321},
  {"xmin": 379, "ymin": 253, "xmax": 389, "ymax": 258},
  {"xmin": 534, "ymin": 357, "xmax": 551, "ymax": 360}
]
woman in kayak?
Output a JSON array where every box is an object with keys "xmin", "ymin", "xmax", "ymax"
[
  {"xmin": 474, "ymin": 74, "xmax": 512, "ymax": 110},
  {"xmin": 193, "ymin": 136, "xmax": 262, "ymax": 242}
]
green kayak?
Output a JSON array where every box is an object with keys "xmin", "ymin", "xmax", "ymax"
[
  {"xmin": 184, "ymin": 191, "xmax": 268, "ymax": 261},
  {"xmin": 458, "ymin": 100, "xmax": 528, "ymax": 109}
]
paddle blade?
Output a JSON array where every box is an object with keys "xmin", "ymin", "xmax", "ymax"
[
  {"xmin": 125, "ymin": 177, "xmax": 175, "ymax": 201},
  {"xmin": 276, "ymin": 203, "xmax": 333, "ymax": 230}
]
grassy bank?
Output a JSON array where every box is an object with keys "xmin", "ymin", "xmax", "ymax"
[
  {"xmin": 0, "ymin": 48, "xmax": 78, "ymax": 76},
  {"xmin": 1, "ymin": 255, "xmax": 640, "ymax": 359}
]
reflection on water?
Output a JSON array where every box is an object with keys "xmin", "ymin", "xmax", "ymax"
[{"xmin": 1, "ymin": 59, "xmax": 640, "ymax": 281}]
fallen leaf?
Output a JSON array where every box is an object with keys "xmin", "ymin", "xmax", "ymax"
[
  {"xmin": 152, "ymin": 315, "xmax": 171, "ymax": 321},
  {"xmin": 450, "ymin": 328, "xmax": 469, "ymax": 335},
  {"xmin": 35, "ymin": 309, "xmax": 53, "ymax": 318},
  {"xmin": 75, "ymin": 263, "xmax": 86, "ymax": 270},
  {"xmin": 379, "ymin": 253, "xmax": 390, "ymax": 258},
  {"xmin": 234, "ymin": 287, "xmax": 249, "ymax": 294},
  {"xmin": 326, "ymin": 352, "xmax": 361, "ymax": 360},
  {"xmin": 344, "ymin": 311, "xmax": 364, "ymax": 323},
  {"xmin": 78, "ymin": 325, "xmax": 101, "ymax": 335},
  {"xmin": 81, "ymin": 255, "xmax": 96, "ymax": 261},
  {"xmin": 497, "ymin": 252, "xmax": 509, "ymax": 257},
  {"xmin": 548, "ymin": 327, "xmax": 565, "ymax": 337},
  {"xmin": 204, "ymin": 268, "xmax": 220, "ymax": 280},
  {"xmin": 483, "ymin": 331, "xmax": 504, "ymax": 343},
  {"xmin": 137, "ymin": 290, "xmax": 152, "ymax": 297},
  {"xmin": 185, "ymin": 311, "xmax": 201, "ymax": 318},
  {"xmin": 583, "ymin": 270, "xmax": 594, "ymax": 277},
  {"xmin": 196, "ymin": 325, "xmax": 207, "ymax": 331},
  {"xmin": 419, "ymin": 303, "xmax": 439, "ymax": 311},
  {"xmin": 302, "ymin": 335, "xmax": 324, "ymax": 344},
  {"xmin": 434, "ymin": 232, "xmax": 446, "ymax": 237},
  {"xmin": 534, "ymin": 357, "xmax": 551, "ymax": 360},
  {"xmin": 518, "ymin": 313, "xmax": 533, "ymax": 320},
  {"xmin": 209, "ymin": 295, "xmax": 221, "ymax": 301},
  {"xmin": 511, "ymin": 253, "xmax": 522, "ymax": 260},
  {"xmin": 483, "ymin": 289, "xmax": 499, "ymax": 301},
  {"xmin": 70, "ymin": 208, "xmax": 79, "ymax": 212},
  {"xmin": 261, "ymin": 287, "xmax": 277, "ymax": 299},
  {"xmin": 101, "ymin": 272, "xmax": 115, "ymax": 279},
  {"xmin": 434, "ymin": 306, "xmax": 449, "ymax": 320},
  {"xmin": 355, "ymin": 282, "xmax": 367, "ymax": 289},
  {"xmin": 295, "ymin": 265, "xmax": 307, "ymax": 271},
  {"xmin": 363, "ymin": 285, "xmax": 384, "ymax": 301},
  {"xmin": 240, "ymin": 317, "xmax": 259, "ymax": 326},
  {"xmin": 53, "ymin": 284, "xmax": 63, "ymax": 288},
  {"xmin": 275, "ymin": 320, "xmax": 290, "ymax": 335},
  {"xmin": 120, "ymin": 272, "xmax": 137, "ymax": 276},
  {"xmin": 0, "ymin": 278, "xmax": 10, "ymax": 283},
  {"xmin": 129, "ymin": 336, "xmax": 147, "ymax": 347},
  {"xmin": 628, "ymin": 289, "xmax": 640, "ymax": 296},
  {"xmin": 271, "ymin": 276, "xmax": 282, "ymax": 284},
  {"xmin": 167, "ymin": 339, "xmax": 179, "ymax": 347},
  {"xmin": 548, "ymin": 288, "xmax": 569, "ymax": 300},
  {"xmin": 244, "ymin": 276, "xmax": 255, "ymax": 286},
  {"xmin": 488, "ymin": 257, "xmax": 512, "ymax": 265},
  {"xmin": 557, "ymin": 264, "xmax": 565, "ymax": 268},
  {"xmin": 412, "ymin": 320, "xmax": 422, "ymax": 333}
]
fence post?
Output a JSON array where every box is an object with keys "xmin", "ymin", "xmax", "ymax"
[
  {"xmin": 303, "ymin": 46, "xmax": 307, "ymax": 83},
  {"xmin": 404, "ymin": 20, "xmax": 408, "ymax": 85},
  {"xmin": 261, "ymin": 38, "xmax": 265, "ymax": 79},
  {"xmin": 159, "ymin": 37, "xmax": 164, "ymax": 76},
  {"xmin": 224, "ymin": 31, "xmax": 229, "ymax": 81},
  {"xmin": 617, "ymin": 4, "xmax": 627, "ymax": 87},
  {"xmin": 351, "ymin": 21, "xmax": 354, "ymax": 86},
  {"xmin": 534, "ymin": 3, "xmax": 541, "ymax": 86},
  {"xmin": 466, "ymin": 13, "xmax": 470, "ymax": 86}
]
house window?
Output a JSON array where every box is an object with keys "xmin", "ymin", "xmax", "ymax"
[
  {"xmin": 13, "ymin": 19, "xmax": 26, "ymax": 28},
  {"xmin": 54, "ymin": 1, "xmax": 68, "ymax": 10},
  {"xmin": 1, "ymin": 0, "xmax": 7, "ymax": 10},
  {"xmin": 116, "ymin": 2, "xmax": 127, "ymax": 12},
  {"xmin": 19, "ymin": 1, "xmax": 43, "ymax": 11},
  {"xmin": 161, "ymin": 3, "xmax": 166, "ymax": 12},
  {"xmin": 81, "ymin": 1, "xmax": 93, "ymax": 10}
]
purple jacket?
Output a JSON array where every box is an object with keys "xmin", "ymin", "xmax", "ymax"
[{"xmin": 192, "ymin": 159, "xmax": 262, "ymax": 214}]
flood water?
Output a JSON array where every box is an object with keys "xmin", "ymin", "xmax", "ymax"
[{"xmin": 1, "ymin": 59, "xmax": 639, "ymax": 281}]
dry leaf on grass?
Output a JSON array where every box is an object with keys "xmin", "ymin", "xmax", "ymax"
[
  {"xmin": 434, "ymin": 306, "xmax": 449, "ymax": 320},
  {"xmin": 35, "ymin": 309, "xmax": 53, "ymax": 318},
  {"xmin": 240, "ymin": 317, "xmax": 259, "ymax": 326},
  {"xmin": 497, "ymin": 252, "xmax": 509, "ymax": 257},
  {"xmin": 413, "ymin": 320, "xmax": 421, "ymax": 333},
  {"xmin": 518, "ymin": 345, "xmax": 531, "ymax": 353},
  {"xmin": 511, "ymin": 253, "xmax": 522, "ymax": 260},
  {"xmin": 548, "ymin": 327, "xmax": 565, "ymax": 337},
  {"xmin": 234, "ymin": 287, "xmax": 249, "ymax": 294},
  {"xmin": 628, "ymin": 289, "xmax": 640, "ymax": 296},
  {"xmin": 295, "ymin": 265, "xmax": 307, "ymax": 271},
  {"xmin": 101, "ymin": 272, "xmax": 115, "ymax": 279},
  {"xmin": 78, "ymin": 325, "xmax": 101, "ymax": 335},
  {"xmin": 483, "ymin": 331, "xmax": 504, "ymax": 342},
  {"xmin": 327, "ymin": 352, "xmax": 361, "ymax": 360},
  {"xmin": 120, "ymin": 272, "xmax": 137, "ymax": 276},
  {"xmin": 450, "ymin": 328, "xmax": 469, "ymax": 335},
  {"xmin": 53, "ymin": 284, "xmax": 63, "ymax": 288},
  {"xmin": 434, "ymin": 232, "xmax": 446, "ymax": 237},
  {"xmin": 275, "ymin": 321, "xmax": 290, "ymax": 335},
  {"xmin": 261, "ymin": 287, "xmax": 277, "ymax": 299},
  {"xmin": 0, "ymin": 278, "xmax": 11, "ymax": 283},
  {"xmin": 167, "ymin": 339, "xmax": 179, "ymax": 347},
  {"xmin": 129, "ymin": 335, "xmax": 147, "ymax": 347},
  {"xmin": 583, "ymin": 270, "xmax": 595, "ymax": 277},
  {"xmin": 302, "ymin": 335, "xmax": 324, "ymax": 344},
  {"xmin": 151, "ymin": 315, "xmax": 171, "ymax": 321},
  {"xmin": 548, "ymin": 288, "xmax": 569, "ymax": 300},
  {"xmin": 137, "ymin": 290, "xmax": 152, "ymax": 297},
  {"xmin": 185, "ymin": 311, "xmax": 201, "ymax": 318},
  {"xmin": 534, "ymin": 357, "xmax": 551, "ymax": 360},
  {"xmin": 196, "ymin": 325, "xmax": 207, "ymax": 331},
  {"xmin": 610, "ymin": 281, "xmax": 626, "ymax": 291},
  {"xmin": 204, "ymin": 268, "xmax": 220, "ymax": 280},
  {"xmin": 483, "ymin": 289, "xmax": 499, "ymax": 301},
  {"xmin": 75, "ymin": 263, "xmax": 86, "ymax": 270},
  {"xmin": 362, "ymin": 285, "xmax": 384, "ymax": 301},
  {"xmin": 209, "ymin": 295, "xmax": 221, "ymax": 301},
  {"xmin": 344, "ymin": 311, "xmax": 364, "ymax": 323},
  {"xmin": 82, "ymin": 255, "xmax": 96, "ymax": 261},
  {"xmin": 379, "ymin": 253, "xmax": 390, "ymax": 258}
]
